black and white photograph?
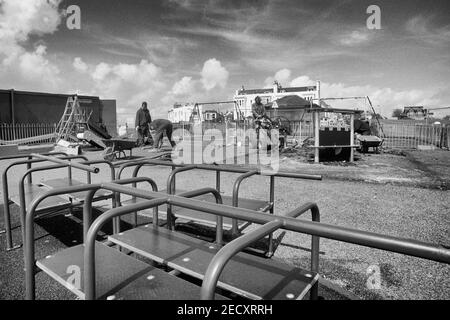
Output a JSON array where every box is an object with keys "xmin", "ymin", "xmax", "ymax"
[{"xmin": 0, "ymin": 0, "xmax": 449, "ymax": 305}]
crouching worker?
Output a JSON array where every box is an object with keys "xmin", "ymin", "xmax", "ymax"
[{"xmin": 149, "ymin": 119, "xmax": 176, "ymax": 149}]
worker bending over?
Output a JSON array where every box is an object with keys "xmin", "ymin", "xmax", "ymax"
[{"xmin": 149, "ymin": 119, "xmax": 176, "ymax": 149}]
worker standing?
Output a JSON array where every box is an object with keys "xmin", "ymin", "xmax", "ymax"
[
  {"xmin": 135, "ymin": 101, "xmax": 152, "ymax": 147},
  {"xmin": 149, "ymin": 119, "xmax": 176, "ymax": 149}
]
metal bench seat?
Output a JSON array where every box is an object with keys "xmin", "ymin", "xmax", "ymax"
[
  {"xmin": 36, "ymin": 241, "xmax": 225, "ymax": 300},
  {"xmin": 121, "ymin": 191, "xmax": 270, "ymax": 229},
  {"xmin": 9, "ymin": 184, "xmax": 71, "ymax": 212},
  {"xmin": 109, "ymin": 225, "xmax": 319, "ymax": 300},
  {"xmin": 39, "ymin": 178, "xmax": 113, "ymax": 201}
]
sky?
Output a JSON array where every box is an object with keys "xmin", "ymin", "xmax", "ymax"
[{"xmin": 0, "ymin": 0, "xmax": 449, "ymax": 124}]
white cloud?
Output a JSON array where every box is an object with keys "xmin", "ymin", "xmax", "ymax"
[
  {"xmin": 201, "ymin": 58, "xmax": 229, "ymax": 90},
  {"xmin": 0, "ymin": 0, "xmax": 62, "ymax": 43},
  {"xmin": 73, "ymin": 57, "xmax": 88, "ymax": 73},
  {"xmin": 338, "ymin": 30, "xmax": 372, "ymax": 46},
  {"xmin": 264, "ymin": 68, "xmax": 292, "ymax": 87},
  {"xmin": 18, "ymin": 44, "xmax": 60, "ymax": 83},
  {"xmin": 290, "ymin": 75, "xmax": 316, "ymax": 87},
  {"xmin": 170, "ymin": 76, "xmax": 196, "ymax": 96},
  {"xmin": 405, "ymin": 15, "xmax": 450, "ymax": 45},
  {"xmin": 0, "ymin": 0, "xmax": 63, "ymax": 90},
  {"xmin": 92, "ymin": 62, "xmax": 112, "ymax": 81},
  {"xmin": 320, "ymin": 81, "xmax": 439, "ymax": 116},
  {"xmin": 88, "ymin": 59, "xmax": 166, "ymax": 119},
  {"xmin": 265, "ymin": 73, "xmax": 440, "ymax": 117}
]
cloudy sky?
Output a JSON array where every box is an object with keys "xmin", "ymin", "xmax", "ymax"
[{"xmin": 1, "ymin": 0, "xmax": 449, "ymax": 123}]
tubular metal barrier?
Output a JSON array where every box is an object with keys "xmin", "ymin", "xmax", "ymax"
[
  {"xmin": 116, "ymin": 159, "xmax": 322, "ymax": 255},
  {"xmin": 23, "ymin": 182, "xmax": 450, "ymax": 300},
  {"xmin": 16, "ymin": 160, "xmax": 115, "ymax": 248},
  {"xmin": 25, "ymin": 182, "xmax": 223, "ymax": 300},
  {"xmin": 1, "ymin": 155, "xmax": 89, "ymax": 250},
  {"xmin": 30, "ymin": 153, "xmax": 100, "ymax": 173}
]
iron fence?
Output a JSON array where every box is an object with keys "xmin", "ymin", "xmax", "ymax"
[{"xmin": 0, "ymin": 123, "xmax": 57, "ymax": 145}]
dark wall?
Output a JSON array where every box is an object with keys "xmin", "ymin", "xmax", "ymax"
[
  {"xmin": 0, "ymin": 90, "xmax": 106, "ymax": 124},
  {"xmin": 0, "ymin": 91, "xmax": 12, "ymax": 123},
  {"xmin": 101, "ymin": 99, "xmax": 117, "ymax": 136}
]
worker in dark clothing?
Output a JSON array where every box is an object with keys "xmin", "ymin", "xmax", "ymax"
[
  {"xmin": 149, "ymin": 119, "xmax": 176, "ymax": 149},
  {"xmin": 135, "ymin": 102, "xmax": 152, "ymax": 147},
  {"xmin": 354, "ymin": 115, "xmax": 371, "ymax": 136},
  {"xmin": 252, "ymin": 96, "xmax": 271, "ymax": 148},
  {"xmin": 252, "ymin": 96, "xmax": 267, "ymax": 119}
]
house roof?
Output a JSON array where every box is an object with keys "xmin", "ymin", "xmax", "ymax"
[
  {"xmin": 237, "ymin": 86, "xmax": 316, "ymax": 96},
  {"xmin": 265, "ymin": 95, "xmax": 318, "ymax": 109}
]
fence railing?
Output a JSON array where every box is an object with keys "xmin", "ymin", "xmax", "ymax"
[
  {"xmin": 377, "ymin": 121, "xmax": 449, "ymax": 150},
  {"xmin": 0, "ymin": 123, "xmax": 56, "ymax": 145}
]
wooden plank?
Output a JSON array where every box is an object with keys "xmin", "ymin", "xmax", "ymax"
[
  {"xmin": 10, "ymin": 184, "xmax": 71, "ymax": 212},
  {"xmin": 37, "ymin": 241, "xmax": 221, "ymax": 300},
  {"xmin": 109, "ymin": 226, "xmax": 318, "ymax": 300},
  {"xmin": 40, "ymin": 178, "xmax": 112, "ymax": 201}
]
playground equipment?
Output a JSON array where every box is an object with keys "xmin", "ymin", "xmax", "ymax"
[
  {"xmin": 115, "ymin": 159, "xmax": 321, "ymax": 256},
  {"xmin": 55, "ymin": 96, "xmax": 92, "ymax": 142},
  {"xmin": 2, "ymin": 154, "xmax": 449, "ymax": 300},
  {"xmin": 54, "ymin": 95, "xmax": 111, "ymax": 152},
  {"xmin": 22, "ymin": 180, "xmax": 450, "ymax": 300},
  {"xmin": 0, "ymin": 153, "xmax": 114, "ymax": 250}
]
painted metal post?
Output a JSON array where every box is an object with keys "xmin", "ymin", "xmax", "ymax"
[
  {"xmin": 10, "ymin": 89, "xmax": 16, "ymax": 140},
  {"xmin": 267, "ymin": 175, "xmax": 275, "ymax": 256},
  {"xmin": 314, "ymin": 111, "xmax": 320, "ymax": 163},
  {"xmin": 350, "ymin": 114, "xmax": 355, "ymax": 162},
  {"xmin": 215, "ymin": 170, "xmax": 223, "ymax": 246}
]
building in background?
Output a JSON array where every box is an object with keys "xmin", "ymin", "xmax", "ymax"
[
  {"xmin": 401, "ymin": 106, "xmax": 429, "ymax": 120},
  {"xmin": 0, "ymin": 89, "xmax": 117, "ymax": 135},
  {"xmin": 233, "ymin": 80, "xmax": 320, "ymax": 118},
  {"xmin": 167, "ymin": 103, "xmax": 198, "ymax": 123},
  {"xmin": 168, "ymin": 102, "xmax": 233, "ymax": 123}
]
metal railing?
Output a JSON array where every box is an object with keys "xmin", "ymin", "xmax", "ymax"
[
  {"xmin": 0, "ymin": 123, "xmax": 56, "ymax": 145},
  {"xmin": 376, "ymin": 121, "xmax": 449, "ymax": 150},
  {"xmin": 0, "ymin": 154, "xmax": 115, "ymax": 250},
  {"xmin": 23, "ymin": 182, "xmax": 450, "ymax": 300}
]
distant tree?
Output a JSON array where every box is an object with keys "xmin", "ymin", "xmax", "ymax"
[{"xmin": 392, "ymin": 108, "xmax": 404, "ymax": 119}]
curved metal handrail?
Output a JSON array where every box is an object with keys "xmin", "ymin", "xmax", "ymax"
[
  {"xmin": 1, "ymin": 155, "xmax": 88, "ymax": 250},
  {"xmin": 24, "ymin": 182, "xmax": 450, "ymax": 300},
  {"xmin": 25, "ymin": 182, "xmax": 222, "ymax": 300}
]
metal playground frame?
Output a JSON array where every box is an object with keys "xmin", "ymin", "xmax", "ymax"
[{"xmin": 0, "ymin": 155, "xmax": 449, "ymax": 300}]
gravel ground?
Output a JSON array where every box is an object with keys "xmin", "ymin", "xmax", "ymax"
[{"xmin": 0, "ymin": 148, "xmax": 449, "ymax": 300}]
